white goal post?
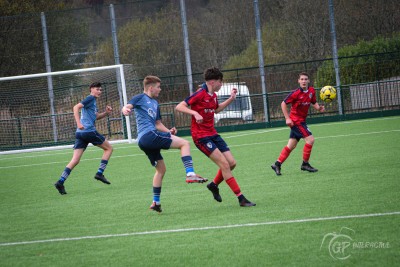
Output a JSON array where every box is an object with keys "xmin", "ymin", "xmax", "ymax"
[{"xmin": 0, "ymin": 64, "xmax": 141, "ymax": 155}]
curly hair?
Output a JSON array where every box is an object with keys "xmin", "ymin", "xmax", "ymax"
[{"xmin": 204, "ymin": 67, "xmax": 223, "ymax": 81}]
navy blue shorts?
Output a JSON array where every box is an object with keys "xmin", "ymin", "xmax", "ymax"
[
  {"xmin": 290, "ymin": 122, "xmax": 312, "ymax": 141},
  {"xmin": 194, "ymin": 134, "xmax": 230, "ymax": 157},
  {"xmin": 74, "ymin": 131, "xmax": 105, "ymax": 150},
  {"xmin": 138, "ymin": 130, "xmax": 173, "ymax": 166}
]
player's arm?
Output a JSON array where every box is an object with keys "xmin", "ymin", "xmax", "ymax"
[
  {"xmin": 155, "ymin": 120, "xmax": 170, "ymax": 132},
  {"xmin": 176, "ymin": 101, "xmax": 203, "ymax": 122},
  {"xmin": 73, "ymin": 103, "xmax": 84, "ymax": 130},
  {"xmin": 281, "ymin": 101, "xmax": 294, "ymax": 127},
  {"xmin": 215, "ymin": 88, "xmax": 237, "ymax": 113},
  {"xmin": 97, "ymin": 105, "xmax": 113, "ymax": 120},
  {"xmin": 122, "ymin": 103, "xmax": 134, "ymax": 116},
  {"xmin": 312, "ymin": 102, "xmax": 325, "ymax": 112}
]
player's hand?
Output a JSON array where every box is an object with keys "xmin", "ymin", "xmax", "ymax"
[
  {"xmin": 77, "ymin": 123, "xmax": 84, "ymax": 130},
  {"xmin": 194, "ymin": 113, "xmax": 203, "ymax": 124},
  {"xmin": 231, "ymin": 88, "xmax": 237, "ymax": 99},
  {"xmin": 122, "ymin": 106, "xmax": 131, "ymax": 116},
  {"xmin": 105, "ymin": 105, "xmax": 113, "ymax": 114},
  {"xmin": 319, "ymin": 105, "xmax": 325, "ymax": 112},
  {"xmin": 286, "ymin": 118, "xmax": 294, "ymax": 127},
  {"xmin": 170, "ymin": 127, "xmax": 177, "ymax": 135}
]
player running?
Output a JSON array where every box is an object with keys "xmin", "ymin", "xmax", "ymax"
[
  {"xmin": 176, "ymin": 67, "xmax": 255, "ymax": 207},
  {"xmin": 270, "ymin": 72, "xmax": 325, "ymax": 176},
  {"xmin": 54, "ymin": 82, "xmax": 113, "ymax": 195}
]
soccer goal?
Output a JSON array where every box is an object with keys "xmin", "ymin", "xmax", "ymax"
[{"xmin": 0, "ymin": 64, "xmax": 141, "ymax": 154}]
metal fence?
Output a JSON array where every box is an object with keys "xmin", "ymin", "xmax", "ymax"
[
  {"xmin": 156, "ymin": 53, "xmax": 400, "ymax": 131},
  {"xmin": 1, "ymin": 0, "xmax": 400, "ymax": 151}
]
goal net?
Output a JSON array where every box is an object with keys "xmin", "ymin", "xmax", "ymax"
[{"xmin": 0, "ymin": 64, "xmax": 141, "ymax": 154}]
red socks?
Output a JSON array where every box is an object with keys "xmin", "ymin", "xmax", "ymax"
[
  {"xmin": 226, "ymin": 177, "xmax": 241, "ymax": 196},
  {"xmin": 213, "ymin": 169, "xmax": 224, "ymax": 185},
  {"xmin": 278, "ymin": 146, "xmax": 292, "ymax": 164},
  {"xmin": 303, "ymin": 143, "xmax": 313, "ymax": 162}
]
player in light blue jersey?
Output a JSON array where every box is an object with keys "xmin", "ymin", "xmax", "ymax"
[
  {"xmin": 122, "ymin": 75, "xmax": 207, "ymax": 213},
  {"xmin": 54, "ymin": 82, "xmax": 113, "ymax": 195}
]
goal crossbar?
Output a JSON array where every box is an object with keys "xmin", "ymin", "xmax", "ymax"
[{"xmin": 0, "ymin": 64, "xmax": 124, "ymax": 81}]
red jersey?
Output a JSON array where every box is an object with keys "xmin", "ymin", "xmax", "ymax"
[
  {"xmin": 184, "ymin": 84, "xmax": 219, "ymax": 141},
  {"xmin": 283, "ymin": 87, "xmax": 317, "ymax": 124}
]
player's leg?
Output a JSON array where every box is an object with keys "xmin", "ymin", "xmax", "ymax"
[
  {"xmin": 303, "ymin": 135, "xmax": 315, "ymax": 162},
  {"xmin": 138, "ymin": 140, "xmax": 165, "ymax": 213},
  {"xmin": 54, "ymin": 135, "xmax": 87, "ymax": 195},
  {"xmin": 94, "ymin": 140, "xmax": 113, "ymax": 184},
  {"xmin": 150, "ymin": 159, "xmax": 166, "ymax": 213},
  {"xmin": 271, "ymin": 138, "xmax": 298, "ymax": 176},
  {"xmin": 301, "ymin": 134, "xmax": 318, "ymax": 172},
  {"xmin": 169, "ymin": 134, "xmax": 207, "ymax": 183},
  {"xmin": 209, "ymin": 149, "xmax": 255, "ymax": 207},
  {"xmin": 209, "ymin": 150, "xmax": 236, "ymax": 196},
  {"xmin": 92, "ymin": 131, "xmax": 113, "ymax": 184},
  {"xmin": 210, "ymin": 150, "xmax": 236, "ymax": 187},
  {"xmin": 298, "ymin": 123, "xmax": 318, "ymax": 172},
  {"xmin": 222, "ymin": 150, "xmax": 237, "ymax": 170}
]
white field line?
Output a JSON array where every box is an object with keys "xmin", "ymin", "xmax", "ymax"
[
  {"xmin": 1, "ymin": 129, "xmax": 399, "ymax": 169},
  {"xmin": 1, "ymin": 116, "xmax": 399, "ymax": 161},
  {"xmin": 222, "ymin": 116, "xmax": 400, "ymax": 139},
  {"xmin": 0, "ymin": 211, "xmax": 399, "ymax": 247}
]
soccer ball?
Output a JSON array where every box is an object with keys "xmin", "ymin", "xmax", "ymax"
[{"xmin": 320, "ymin": 86, "xmax": 337, "ymax": 103}]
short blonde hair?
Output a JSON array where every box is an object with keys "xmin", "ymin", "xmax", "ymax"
[{"xmin": 143, "ymin": 75, "xmax": 161, "ymax": 91}]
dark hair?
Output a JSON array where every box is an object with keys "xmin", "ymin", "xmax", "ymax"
[
  {"xmin": 89, "ymin": 82, "xmax": 102, "ymax": 89},
  {"xmin": 204, "ymin": 67, "xmax": 223, "ymax": 81},
  {"xmin": 298, "ymin": 72, "xmax": 310, "ymax": 79}
]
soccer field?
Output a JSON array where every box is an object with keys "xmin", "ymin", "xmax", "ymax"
[{"xmin": 1, "ymin": 116, "xmax": 399, "ymax": 266}]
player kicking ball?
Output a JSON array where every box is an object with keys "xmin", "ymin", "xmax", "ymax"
[
  {"xmin": 271, "ymin": 72, "xmax": 325, "ymax": 176},
  {"xmin": 122, "ymin": 75, "xmax": 207, "ymax": 213},
  {"xmin": 176, "ymin": 67, "xmax": 255, "ymax": 207}
]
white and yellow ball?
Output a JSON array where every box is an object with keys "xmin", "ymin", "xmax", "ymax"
[{"xmin": 320, "ymin": 86, "xmax": 337, "ymax": 103}]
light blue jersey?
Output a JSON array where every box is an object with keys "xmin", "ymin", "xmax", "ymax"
[
  {"xmin": 128, "ymin": 93, "xmax": 161, "ymax": 141},
  {"xmin": 77, "ymin": 95, "xmax": 97, "ymax": 132}
]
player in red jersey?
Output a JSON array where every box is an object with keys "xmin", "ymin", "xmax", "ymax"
[
  {"xmin": 271, "ymin": 72, "xmax": 325, "ymax": 176},
  {"xmin": 176, "ymin": 67, "xmax": 255, "ymax": 207}
]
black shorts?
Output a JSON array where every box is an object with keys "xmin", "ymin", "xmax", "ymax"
[
  {"xmin": 74, "ymin": 131, "xmax": 105, "ymax": 150},
  {"xmin": 194, "ymin": 134, "xmax": 230, "ymax": 157},
  {"xmin": 138, "ymin": 130, "xmax": 173, "ymax": 166},
  {"xmin": 290, "ymin": 122, "xmax": 312, "ymax": 141}
]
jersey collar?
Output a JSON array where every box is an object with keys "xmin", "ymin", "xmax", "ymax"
[{"xmin": 299, "ymin": 86, "xmax": 309, "ymax": 93}]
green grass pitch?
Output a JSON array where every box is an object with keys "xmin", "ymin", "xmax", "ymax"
[{"xmin": 1, "ymin": 116, "xmax": 399, "ymax": 266}]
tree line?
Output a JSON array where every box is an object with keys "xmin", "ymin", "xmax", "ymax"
[{"xmin": 0, "ymin": 0, "xmax": 399, "ymax": 79}]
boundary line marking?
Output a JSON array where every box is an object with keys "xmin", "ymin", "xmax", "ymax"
[{"xmin": 1, "ymin": 211, "xmax": 399, "ymax": 247}]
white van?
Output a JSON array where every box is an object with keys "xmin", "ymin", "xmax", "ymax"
[{"xmin": 214, "ymin": 82, "xmax": 253, "ymax": 124}]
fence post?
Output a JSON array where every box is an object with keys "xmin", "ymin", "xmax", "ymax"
[
  {"xmin": 328, "ymin": 0, "xmax": 344, "ymax": 115},
  {"xmin": 179, "ymin": 0, "xmax": 194, "ymax": 95},
  {"xmin": 253, "ymin": 0, "xmax": 269, "ymax": 123},
  {"xmin": 41, "ymin": 12, "xmax": 58, "ymax": 142},
  {"xmin": 109, "ymin": 4, "xmax": 126, "ymax": 138},
  {"xmin": 17, "ymin": 117, "xmax": 23, "ymax": 147}
]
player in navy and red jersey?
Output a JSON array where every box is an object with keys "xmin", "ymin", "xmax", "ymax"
[
  {"xmin": 271, "ymin": 72, "xmax": 325, "ymax": 176},
  {"xmin": 176, "ymin": 67, "xmax": 255, "ymax": 207}
]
